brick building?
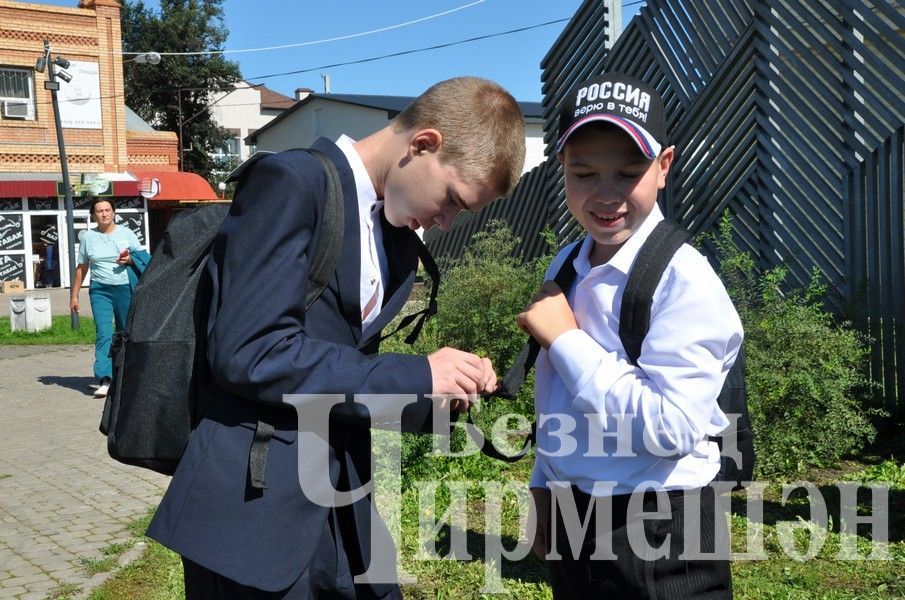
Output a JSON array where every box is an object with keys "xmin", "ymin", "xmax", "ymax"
[{"xmin": 0, "ymin": 0, "xmax": 215, "ymax": 290}]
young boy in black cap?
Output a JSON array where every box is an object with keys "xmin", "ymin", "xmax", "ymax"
[{"xmin": 518, "ymin": 72, "xmax": 743, "ymax": 598}]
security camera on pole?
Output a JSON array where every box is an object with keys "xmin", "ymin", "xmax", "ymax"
[{"xmin": 35, "ymin": 39, "xmax": 78, "ymax": 330}]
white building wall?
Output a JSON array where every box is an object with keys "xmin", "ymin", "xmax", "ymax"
[
  {"xmin": 524, "ymin": 120, "xmax": 546, "ymax": 173},
  {"xmin": 209, "ymin": 82, "xmax": 281, "ymax": 162},
  {"xmin": 254, "ymin": 99, "xmax": 392, "ymax": 152}
]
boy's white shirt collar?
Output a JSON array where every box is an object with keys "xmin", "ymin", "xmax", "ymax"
[
  {"xmin": 335, "ymin": 134, "xmax": 382, "ymax": 214},
  {"xmin": 573, "ymin": 203, "xmax": 665, "ymax": 278}
]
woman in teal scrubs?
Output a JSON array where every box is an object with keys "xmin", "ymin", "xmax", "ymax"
[{"xmin": 69, "ymin": 198, "xmax": 142, "ymax": 398}]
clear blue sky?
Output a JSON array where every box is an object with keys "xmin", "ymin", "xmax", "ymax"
[{"xmin": 32, "ymin": 0, "xmax": 643, "ymax": 102}]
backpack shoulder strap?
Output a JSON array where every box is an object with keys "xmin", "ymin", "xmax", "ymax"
[
  {"xmin": 491, "ymin": 240, "xmax": 584, "ymax": 399},
  {"xmin": 618, "ymin": 220, "xmax": 689, "ymax": 366},
  {"xmin": 468, "ymin": 240, "xmax": 584, "ymax": 462},
  {"xmin": 303, "ymin": 148, "xmax": 344, "ymax": 309}
]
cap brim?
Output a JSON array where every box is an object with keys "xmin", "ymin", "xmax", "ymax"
[{"xmin": 556, "ymin": 114, "xmax": 662, "ymax": 159}]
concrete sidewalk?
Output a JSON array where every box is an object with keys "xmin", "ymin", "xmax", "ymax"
[{"xmin": 0, "ymin": 345, "xmax": 168, "ymax": 599}]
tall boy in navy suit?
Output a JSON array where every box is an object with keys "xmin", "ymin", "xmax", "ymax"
[{"xmin": 147, "ymin": 76, "xmax": 527, "ymax": 599}]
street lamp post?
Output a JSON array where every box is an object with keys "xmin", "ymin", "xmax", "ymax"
[{"xmin": 35, "ymin": 39, "xmax": 78, "ymax": 330}]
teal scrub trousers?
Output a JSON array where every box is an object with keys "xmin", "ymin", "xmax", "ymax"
[{"xmin": 89, "ymin": 282, "xmax": 132, "ymax": 383}]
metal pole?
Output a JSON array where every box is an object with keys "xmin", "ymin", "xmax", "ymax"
[
  {"xmin": 177, "ymin": 88, "xmax": 183, "ymax": 170},
  {"xmin": 44, "ymin": 40, "xmax": 78, "ymax": 330}
]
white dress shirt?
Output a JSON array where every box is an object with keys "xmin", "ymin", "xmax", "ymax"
[
  {"xmin": 530, "ymin": 204, "xmax": 744, "ymax": 496},
  {"xmin": 335, "ymin": 135, "xmax": 389, "ymax": 329}
]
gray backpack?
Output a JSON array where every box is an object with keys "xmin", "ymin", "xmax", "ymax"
[{"xmin": 100, "ymin": 149, "xmax": 344, "ymax": 475}]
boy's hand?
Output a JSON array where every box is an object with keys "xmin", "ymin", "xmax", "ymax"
[
  {"xmin": 517, "ymin": 281, "xmax": 577, "ymax": 348},
  {"xmin": 530, "ymin": 487, "xmax": 551, "ymax": 560},
  {"xmin": 428, "ymin": 348, "xmax": 497, "ymax": 410}
]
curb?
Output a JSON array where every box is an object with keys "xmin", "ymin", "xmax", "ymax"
[{"xmin": 71, "ymin": 541, "xmax": 149, "ymax": 600}]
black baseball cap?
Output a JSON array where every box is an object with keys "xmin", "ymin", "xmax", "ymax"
[{"xmin": 556, "ymin": 72, "xmax": 666, "ymax": 159}]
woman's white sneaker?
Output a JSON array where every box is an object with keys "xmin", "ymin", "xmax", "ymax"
[{"xmin": 94, "ymin": 378, "xmax": 111, "ymax": 398}]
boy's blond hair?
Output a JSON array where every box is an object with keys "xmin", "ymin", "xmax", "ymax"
[{"xmin": 393, "ymin": 76, "xmax": 526, "ymax": 197}]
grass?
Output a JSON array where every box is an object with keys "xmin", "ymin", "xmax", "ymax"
[
  {"xmin": 0, "ymin": 315, "xmax": 95, "ymax": 345},
  {"xmin": 80, "ymin": 452, "xmax": 903, "ymax": 600},
  {"xmin": 80, "ymin": 543, "xmax": 131, "ymax": 576},
  {"xmin": 43, "ymin": 582, "xmax": 81, "ymax": 600},
  {"xmin": 0, "ymin": 473, "xmax": 11, "ymax": 480}
]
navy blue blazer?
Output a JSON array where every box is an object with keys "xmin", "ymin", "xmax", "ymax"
[{"xmin": 147, "ymin": 138, "xmax": 434, "ymax": 593}]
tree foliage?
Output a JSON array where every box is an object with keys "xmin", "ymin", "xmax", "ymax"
[{"xmin": 121, "ymin": 0, "xmax": 242, "ymax": 179}]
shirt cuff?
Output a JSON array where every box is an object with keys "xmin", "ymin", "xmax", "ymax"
[{"xmin": 547, "ymin": 328, "xmax": 604, "ymax": 396}]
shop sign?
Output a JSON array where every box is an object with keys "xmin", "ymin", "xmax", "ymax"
[
  {"xmin": 28, "ymin": 198, "xmax": 57, "ymax": 211},
  {"xmin": 0, "ymin": 214, "xmax": 25, "ymax": 251},
  {"xmin": 0, "ymin": 255, "xmax": 25, "ymax": 282}
]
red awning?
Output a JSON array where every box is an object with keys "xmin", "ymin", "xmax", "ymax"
[
  {"xmin": 111, "ymin": 180, "xmax": 142, "ymax": 196},
  {"xmin": 0, "ymin": 180, "xmax": 58, "ymax": 198},
  {"xmin": 131, "ymin": 170, "xmax": 218, "ymax": 202},
  {"xmin": 0, "ymin": 178, "xmax": 141, "ymax": 199}
]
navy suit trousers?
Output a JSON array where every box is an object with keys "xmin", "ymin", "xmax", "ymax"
[{"xmin": 182, "ymin": 507, "xmax": 402, "ymax": 600}]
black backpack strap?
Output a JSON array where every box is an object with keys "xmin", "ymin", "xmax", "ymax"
[
  {"xmin": 379, "ymin": 235, "xmax": 440, "ymax": 345},
  {"xmin": 618, "ymin": 220, "xmax": 689, "ymax": 365},
  {"xmin": 304, "ymin": 149, "xmax": 344, "ymax": 309},
  {"xmin": 248, "ymin": 420, "xmax": 274, "ymax": 490},
  {"xmin": 465, "ymin": 407, "xmax": 536, "ymax": 463},
  {"xmin": 469, "ymin": 241, "xmax": 583, "ymax": 461},
  {"xmin": 490, "ymin": 240, "xmax": 584, "ymax": 400}
]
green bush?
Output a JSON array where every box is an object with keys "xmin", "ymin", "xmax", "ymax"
[
  {"xmin": 711, "ymin": 212, "xmax": 882, "ymax": 477},
  {"xmin": 429, "ymin": 220, "xmax": 551, "ymax": 370},
  {"xmin": 382, "ymin": 221, "xmax": 552, "ymax": 483}
]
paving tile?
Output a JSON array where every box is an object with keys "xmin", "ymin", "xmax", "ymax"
[{"xmin": 0, "ymin": 346, "xmax": 168, "ymax": 599}]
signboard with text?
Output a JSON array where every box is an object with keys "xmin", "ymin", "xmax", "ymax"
[
  {"xmin": 0, "ymin": 214, "xmax": 25, "ymax": 251},
  {"xmin": 59, "ymin": 61, "xmax": 102, "ymax": 129},
  {"xmin": 28, "ymin": 198, "xmax": 57, "ymax": 211},
  {"xmin": 0, "ymin": 255, "xmax": 25, "ymax": 283},
  {"xmin": 115, "ymin": 212, "xmax": 146, "ymax": 245}
]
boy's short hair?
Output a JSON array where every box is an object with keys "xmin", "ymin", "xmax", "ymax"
[
  {"xmin": 393, "ymin": 76, "xmax": 526, "ymax": 197},
  {"xmin": 556, "ymin": 72, "xmax": 666, "ymax": 159}
]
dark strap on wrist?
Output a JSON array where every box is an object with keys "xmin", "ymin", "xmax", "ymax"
[
  {"xmin": 474, "ymin": 241, "xmax": 584, "ymax": 461},
  {"xmin": 464, "ymin": 406, "xmax": 536, "ymax": 463}
]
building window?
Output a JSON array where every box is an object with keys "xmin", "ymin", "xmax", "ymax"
[
  {"xmin": 313, "ymin": 108, "xmax": 324, "ymax": 136},
  {"xmin": 224, "ymin": 136, "xmax": 240, "ymax": 156},
  {"xmin": 247, "ymin": 129, "xmax": 258, "ymax": 156},
  {"xmin": 212, "ymin": 129, "xmax": 242, "ymax": 171},
  {"xmin": 0, "ymin": 67, "xmax": 36, "ymax": 121}
]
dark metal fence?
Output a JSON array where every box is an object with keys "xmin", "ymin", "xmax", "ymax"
[{"xmin": 426, "ymin": 0, "xmax": 905, "ymax": 415}]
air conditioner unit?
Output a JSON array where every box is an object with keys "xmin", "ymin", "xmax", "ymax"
[{"xmin": 2, "ymin": 100, "xmax": 32, "ymax": 119}]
